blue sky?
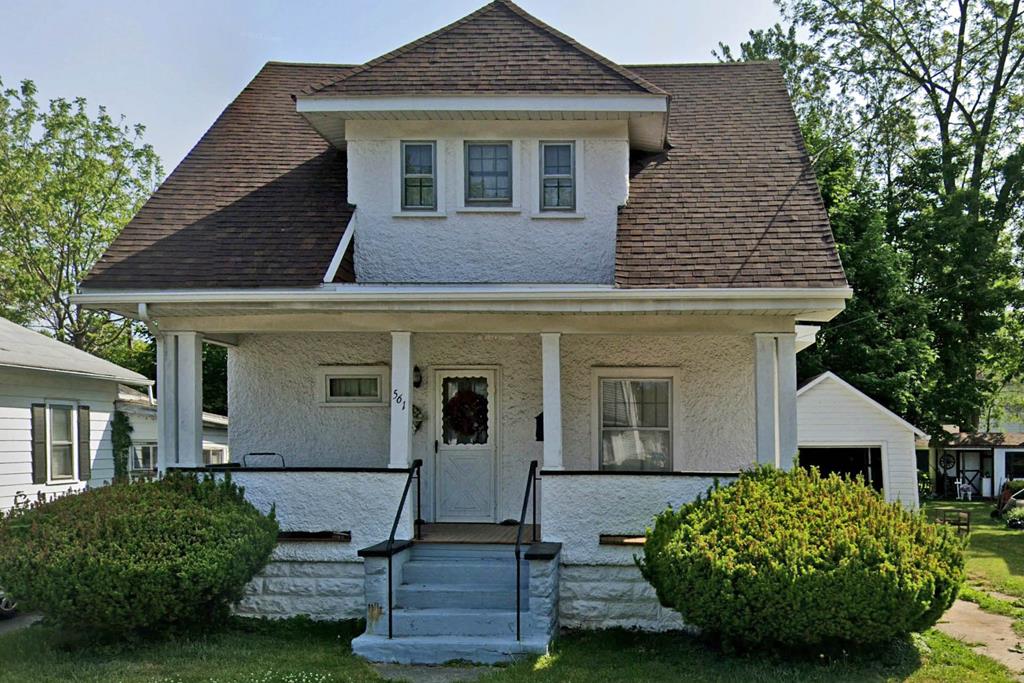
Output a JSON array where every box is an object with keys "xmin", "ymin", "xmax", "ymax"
[{"xmin": 0, "ymin": 1, "xmax": 781, "ymax": 172}]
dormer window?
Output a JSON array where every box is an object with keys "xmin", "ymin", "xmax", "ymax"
[
  {"xmin": 540, "ymin": 141, "xmax": 575, "ymax": 211},
  {"xmin": 465, "ymin": 142, "xmax": 512, "ymax": 205},
  {"xmin": 401, "ymin": 141, "xmax": 437, "ymax": 211}
]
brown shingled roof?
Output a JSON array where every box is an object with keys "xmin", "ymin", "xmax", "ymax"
[
  {"xmin": 616, "ymin": 63, "xmax": 846, "ymax": 288},
  {"xmin": 303, "ymin": 0, "xmax": 666, "ymax": 98},
  {"xmin": 84, "ymin": 15, "xmax": 845, "ymax": 292},
  {"xmin": 84, "ymin": 62, "xmax": 357, "ymax": 289}
]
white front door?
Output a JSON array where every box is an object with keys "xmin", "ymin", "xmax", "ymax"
[{"xmin": 434, "ymin": 369, "xmax": 497, "ymax": 522}]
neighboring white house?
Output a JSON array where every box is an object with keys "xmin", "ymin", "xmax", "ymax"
[
  {"xmin": 0, "ymin": 317, "xmax": 151, "ymax": 512},
  {"xmin": 797, "ymin": 372, "xmax": 926, "ymax": 509},
  {"xmin": 74, "ymin": 0, "xmax": 854, "ymax": 664},
  {"xmin": 115, "ymin": 385, "xmax": 229, "ymax": 477}
]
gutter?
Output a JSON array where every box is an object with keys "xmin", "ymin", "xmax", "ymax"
[{"xmin": 74, "ymin": 284, "xmax": 853, "ymax": 305}]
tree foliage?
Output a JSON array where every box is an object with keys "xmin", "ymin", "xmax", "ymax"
[
  {"xmin": 720, "ymin": 0, "xmax": 1024, "ymax": 431},
  {"xmin": 0, "ymin": 78, "xmax": 162, "ymax": 355}
]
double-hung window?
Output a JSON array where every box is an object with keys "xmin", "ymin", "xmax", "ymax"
[
  {"xmin": 465, "ymin": 142, "xmax": 512, "ymax": 205},
  {"xmin": 132, "ymin": 443, "xmax": 158, "ymax": 473},
  {"xmin": 47, "ymin": 403, "xmax": 76, "ymax": 481},
  {"xmin": 598, "ymin": 377, "xmax": 671, "ymax": 471},
  {"xmin": 540, "ymin": 141, "xmax": 575, "ymax": 211},
  {"xmin": 401, "ymin": 141, "xmax": 436, "ymax": 211}
]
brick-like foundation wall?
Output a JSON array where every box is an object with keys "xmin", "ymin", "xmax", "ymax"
[
  {"xmin": 237, "ymin": 559, "xmax": 364, "ymax": 620},
  {"xmin": 559, "ymin": 564, "xmax": 688, "ymax": 631}
]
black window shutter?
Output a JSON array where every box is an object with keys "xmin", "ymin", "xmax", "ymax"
[
  {"xmin": 78, "ymin": 406, "xmax": 91, "ymax": 482},
  {"xmin": 31, "ymin": 404, "xmax": 47, "ymax": 484}
]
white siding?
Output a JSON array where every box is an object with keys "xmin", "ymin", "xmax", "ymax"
[
  {"xmin": 797, "ymin": 376, "xmax": 920, "ymax": 508},
  {"xmin": 0, "ymin": 366, "xmax": 119, "ymax": 512}
]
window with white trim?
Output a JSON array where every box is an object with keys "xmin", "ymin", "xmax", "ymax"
[
  {"xmin": 47, "ymin": 403, "xmax": 76, "ymax": 481},
  {"xmin": 132, "ymin": 443, "xmax": 158, "ymax": 472},
  {"xmin": 317, "ymin": 366, "xmax": 390, "ymax": 407},
  {"xmin": 540, "ymin": 141, "xmax": 575, "ymax": 211},
  {"xmin": 203, "ymin": 446, "xmax": 228, "ymax": 466},
  {"xmin": 465, "ymin": 142, "xmax": 512, "ymax": 205},
  {"xmin": 598, "ymin": 377, "xmax": 671, "ymax": 471},
  {"xmin": 401, "ymin": 141, "xmax": 437, "ymax": 211}
]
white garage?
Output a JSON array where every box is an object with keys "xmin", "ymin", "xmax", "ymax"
[{"xmin": 797, "ymin": 372, "xmax": 927, "ymax": 509}]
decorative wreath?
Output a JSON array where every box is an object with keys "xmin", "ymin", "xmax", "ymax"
[
  {"xmin": 938, "ymin": 453, "xmax": 956, "ymax": 471},
  {"xmin": 444, "ymin": 389, "xmax": 488, "ymax": 438}
]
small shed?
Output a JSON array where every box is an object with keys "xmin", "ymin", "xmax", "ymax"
[{"xmin": 797, "ymin": 372, "xmax": 927, "ymax": 509}]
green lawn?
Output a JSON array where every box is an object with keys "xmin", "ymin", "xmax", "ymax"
[
  {"xmin": 922, "ymin": 500, "xmax": 1024, "ymax": 598},
  {"xmin": 0, "ymin": 618, "xmax": 1015, "ymax": 683}
]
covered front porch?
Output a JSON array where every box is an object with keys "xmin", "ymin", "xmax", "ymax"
[
  {"xmin": 155, "ymin": 320, "xmax": 801, "ymax": 524},
  {"xmin": 76, "ymin": 286, "xmax": 847, "ymax": 648}
]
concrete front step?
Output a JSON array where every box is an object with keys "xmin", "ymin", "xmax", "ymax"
[
  {"xmin": 391, "ymin": 607, "xmax": 520, "ymax": 637},
  {"xmin": 402, "ymin": 559, "xmax": 528, "ymax": 586},
  {"xmin": 395, "ymin": 584, "xmax": 529, "ymax": 610},
  {"xmin": 351, "ymin": 633, "xmax": 550, "ymax": 665},
  {"xmin": 409, "ymin": 543, "xmax": 520, "ymax": 561}
]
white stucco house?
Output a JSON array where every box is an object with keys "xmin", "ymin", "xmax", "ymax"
[
  {"xmin": 0, "ymin": 317, "xmax": 151, "ymax": 513},
  {"xmin": 115, "ymin": 385, "xmax": 229, "ymax": 477},
  {"xmin": 74, "ymin": 0, "xmax": 859, "ymax": 664}
]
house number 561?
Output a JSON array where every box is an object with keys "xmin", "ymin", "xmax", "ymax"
[{"xmin": 393, "ymin": 390, "xmax": 407, "ymax": 411}]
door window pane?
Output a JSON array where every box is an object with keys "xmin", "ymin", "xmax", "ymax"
[
  {"xmin": 465, "ymin": 143, "xmax": 512, "ymax": 204},
  {"xmin": 442, "ymin": 376, "xmax": 489, "ymax": 445},
  {"xmin": 599, "ymin": 378, "xmax": 671, "ymax": 471}
]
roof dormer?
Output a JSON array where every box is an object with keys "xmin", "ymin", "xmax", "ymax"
[{"xmin": 294, "ymin": 0, "xmax": 670, "ymax": 152}]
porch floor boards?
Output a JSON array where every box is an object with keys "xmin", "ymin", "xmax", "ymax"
[{"xmin": 416, "ymin": 523, "xmax": 540, "ymax": 545}]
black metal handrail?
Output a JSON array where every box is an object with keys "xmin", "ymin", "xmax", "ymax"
[
  {"xmin": 386, "ymin": 458, "xmax": 422, "ymax": 639},
  {"xmin": 514, "ymin": 460, "xmax": 540, "ymax": 641}
]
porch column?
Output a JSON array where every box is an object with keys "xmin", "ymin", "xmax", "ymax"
[
  {"xmin": 156, "ymin": 332, "xmax": 204, "ymax": 469},
  {"xmin": 776, "ymin": 333, "xmax": 798, "ymax": 470},
  {"xmin": 389, "ymin": 331, "xmax": 413, "ymax": 469},
  {"xmin": 754, "ymin": 332, "xmax": 797, "ymax": 470},
  {"xmin": 541, "ymin": 333, "xmax": 564, "ymax": 470}
]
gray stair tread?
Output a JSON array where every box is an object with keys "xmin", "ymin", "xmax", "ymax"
[{"xmin": 352, "ymin": 633, "xmax": 550, "ymax": 664}]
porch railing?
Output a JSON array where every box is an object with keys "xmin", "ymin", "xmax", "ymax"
[
  {"xmin": 514, "ymin": 459, "xmax": 540, "ymax": 641},
  {"xmin": 386, "ymin": 459, "xmax": 422, "ymax": 639}
]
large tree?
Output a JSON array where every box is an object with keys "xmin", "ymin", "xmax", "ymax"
[
  {"xmin": 721, "ymin": 0, "xmax": 1024, "ymax": 431},
  {"xmin": 0, "ymin": 78, "xmax": 162, "ymax": 355}
]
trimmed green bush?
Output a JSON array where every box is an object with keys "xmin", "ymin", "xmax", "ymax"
[
  {"xmin": 0, "ymin": 472, "xmax": 277, "ymax": 636},
  {"xmin": 638, "ymin": 466, "xmax": 964, "ymax": 650},
  {"xmin": 1006, "ymin": 507, "xmax": 1024, "ymax": 529}
]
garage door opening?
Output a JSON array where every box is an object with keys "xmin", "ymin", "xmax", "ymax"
[{"xmin": 799, "ymin": 447, "xmax": 883, "ymax": 492}]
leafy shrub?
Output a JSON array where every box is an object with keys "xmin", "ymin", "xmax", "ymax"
[
  {"xmin": 1006, "ymin": 507, "xmax": 1024, "ymax": 529},
  {"xmin": 1005, "ymin": 480, "xmax": 1024, "ymax": 496},
  {"xmin": 0, "ymin": 472, "xmax": 278, "ymax": 636},
  {"xmin": 638, "ymin": 466, "xmax": 964, "ymax": 650}
]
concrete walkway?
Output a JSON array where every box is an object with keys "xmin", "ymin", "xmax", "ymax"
[
  {"xmin": 937, "ymin": 599, "xmax": 1024, "ymax": 680},
  {"xmin": 0, "ymin": 613, "xmax": 41, "ymax": 636}
]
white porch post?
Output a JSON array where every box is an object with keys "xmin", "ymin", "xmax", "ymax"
[
  {"xmin": 754, "ymin": 332, "xmax": 798, "ymax": 470},
  {"xmin": 541, "ymin": 333, "xmax": 564, "ymax": 470},
  {"xmin": 389, "ymin": 331, "xmax": 413, "ymax": 469},
  {"xmin": 776, "ymin": 333, "xmax": 798, "ymax": 470},
  {"xmin": 155, "ymin": 334, "xmax": 175, "ymax": 473},
  {"xmin": 156, "ymin": 332, "xmax": 203, "ymax": 469},
  {"xmin": 176, "ymin": 332, "xmax": 204, "ymax": 468},
  {"xmin": 754, "ymin": 334, "xmax": 778, "ymax": 466}
]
